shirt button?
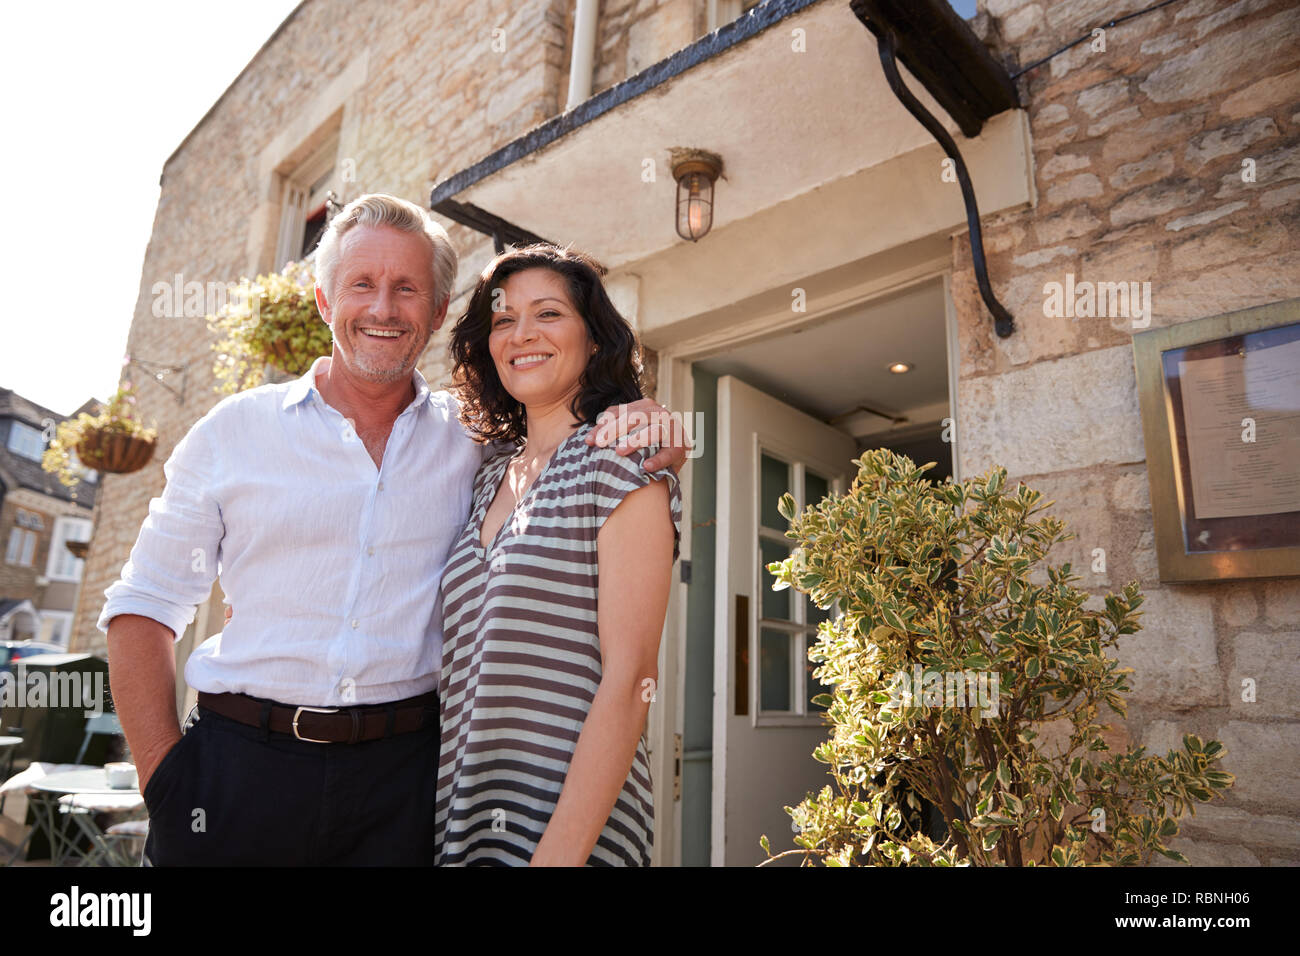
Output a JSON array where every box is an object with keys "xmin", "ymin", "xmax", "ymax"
[
  {"xmin": 367, "ymin": 546, "xmax": 375, "ymax": 556},
  {"xmin": 377, "ymin": 481, "xmax": 385, "ymax": 491},
  {"xmin": 350, "ymin": 619, "xmax": 359, "ymax": 629}
]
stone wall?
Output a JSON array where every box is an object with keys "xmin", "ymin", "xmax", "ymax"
[
  {"xmin": 593, "ymin": 0, "xmax": 701, "ymax": 94},
  {"xmin": 956, "ymin": 0, "xmax": 1300, "ymax": 864}
]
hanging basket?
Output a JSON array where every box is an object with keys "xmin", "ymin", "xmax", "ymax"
[
  {"xmin": 75, "ymin": 427, "xmax": 156, "ymax": 475},
  {"xmin": 65, "ymin": 539, "xmax": 90, "ymax": 560}
]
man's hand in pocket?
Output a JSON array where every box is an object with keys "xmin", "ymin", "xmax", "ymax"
[{"xmin": 138, "ymin": 731, "xmax": 183, "ymax": 798}]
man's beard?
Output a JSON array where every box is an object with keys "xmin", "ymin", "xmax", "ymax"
[{"xmin": 337, "ymin": 328, "xmax": 432, "ymax": 383}]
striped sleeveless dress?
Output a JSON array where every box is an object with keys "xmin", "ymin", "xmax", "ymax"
[{"xmin": 435, "ymin": 421, "xmax": 682, "ymax": 866}]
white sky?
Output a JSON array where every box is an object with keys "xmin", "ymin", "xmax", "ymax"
[{"xmin": 0, "ymin": 0, "xmax": 303, "ymax": 417}]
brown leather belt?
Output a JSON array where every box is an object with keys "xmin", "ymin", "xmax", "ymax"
[{"xmin": 196, "ymin": 690, "xmax": 437, "ymax": 744}]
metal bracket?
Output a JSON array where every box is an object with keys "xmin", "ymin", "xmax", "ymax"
[
  {"xmin": 127, "ymin": 357, "xmax": 189, "ymax": 405},
  {"xmin": 430, "ymin": 198, "xmax": 553, "ymax": 255},
  {"xmin": 875, "ymin": 28, "xmax": 1015, "ymax": 338}
]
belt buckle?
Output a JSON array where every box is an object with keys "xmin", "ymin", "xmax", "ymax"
[{"xmin": 292, "ymin": 705, "xmax": 340, "ymax": 743}]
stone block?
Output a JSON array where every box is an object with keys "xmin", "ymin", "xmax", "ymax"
[
  {"xmin": 1103, "ymin": 110, "xmax": 1210, "ymax": 165},
  {"xmin": 1168, "ymin": 219, "xmax": 1289, "ymax": 273},
  {"xmin": 1178, "ymin": 803, "xmax": 1300, "ymax": 850},
  {"xmin": 1110, "ymin": 181, "xmax": 1205, "ymax": 229},
  {"xmin": 1111, "ymin": 470, "xmax": 1150, "ymax": 512},
  {"xmin": 1033, "ymin": 205, "xmax": 1104, "ymax": 244},
  {"xmin": 1115, "ymin": 589, "xmax": 1220, "ymax": 708},
  {"xmin": 1230, "ymin": 631, "xmax": 1299, "ymax": 718},
  {"xmin": 1220, "ymin": 68, "xmax": 1300, "ymax": 119},
  {"xmin": 1035, "ymin": 102, "xmax": 1070, "ymax": 126},
  {"xmin": 1219, "ymin": 584, "xmax": 1259, "ymax": 627},
  {"xmin": 1159, "ymin": 837, "xmax": 1260, "ymax": 866},
  {"xmin": 1013, "ymin": 244, "xmax": 1078, "ymax": 269},
  {"xmin": 1191, "ymin": 0, "xmax": 1275, "ymax": 41},
  {"xmin": 1215, "ymin": 720, "xmax": 1300, "ymax": 811},
  {"xmin": 958, "ymin": 346, "xmax": 1146, "ymax": 477},
  {"xmin": 1139, "ymin": 7, "xmax": 1300, "ymax": 104},
  {"xmin": 1076, "ymin": 79, "xmax": 1131, "ymax": 119},
  {"xmin": 1039, "ymin": 152, "xmax": 1091, "ymax": 181},
  {"xmin": 1045, "ymin": 173, "xmax": 1104, "ymax": 206},
  {"xmin": 1108, "ymin": 150, "xmax": 1175, "ymax": 191},
  {"xmin": 1184, "ymin": 118, "xmax": 1279, "ymax": 173},
  {"xmin": 1167, "ymin": 201, "xmax": 1249, "ymax": 232},
  {"xmin": 1263, "ymin": 580, "xmax": 1300, "ymax": 627}
]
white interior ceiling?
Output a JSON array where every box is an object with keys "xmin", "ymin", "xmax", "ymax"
[{"xmin": 694, "ymin": 278, "xmax": 949, "ymax": 439}]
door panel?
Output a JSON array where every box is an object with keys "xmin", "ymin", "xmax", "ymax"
[{"xmin": 712, "ymin": 375, "xmax": 857, "ymax": 866}]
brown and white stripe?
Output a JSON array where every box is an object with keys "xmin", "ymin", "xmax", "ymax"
[{"xmin": 435, "ymin": 422, "xmax": 682, "ymax": 866}]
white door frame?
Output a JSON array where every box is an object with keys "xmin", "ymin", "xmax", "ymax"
[{"xmin": 649, "ymin": 254, "xmax": 958, "ymax": 865}]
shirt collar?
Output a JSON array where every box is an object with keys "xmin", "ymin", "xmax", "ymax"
[{"xmin": 281, "ymin": 355, "xmax": 433, "ymax": 413}]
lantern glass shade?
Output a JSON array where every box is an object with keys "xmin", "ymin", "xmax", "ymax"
[{"xmin": 676, "ymin": 170, "xmax": 714, "ymax": 241}]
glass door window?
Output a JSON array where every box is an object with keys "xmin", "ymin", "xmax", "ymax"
[{"xmin": 756, "ymin": 451, "xmax": 836, "ymax": 718}]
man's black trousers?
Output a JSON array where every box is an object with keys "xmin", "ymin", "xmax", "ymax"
[{"xmin": 141, "ymin": 699, "xmax": 439, "ymax": 866}]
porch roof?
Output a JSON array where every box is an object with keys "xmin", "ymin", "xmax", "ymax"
[{"xmin": 429, "ymin": 0, "xmax": 1023, "ymax": 271}]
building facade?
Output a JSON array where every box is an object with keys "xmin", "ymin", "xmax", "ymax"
[
  {"xmin": 71, "ymin": 0, "xmax": 1299, "ymax": 865},
  {"xmin": 0, "ymin": 388, "xmax": 99, "ymax": 646}
]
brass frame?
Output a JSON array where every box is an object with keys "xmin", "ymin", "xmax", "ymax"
[{"xmin": 1133, "ymin": 297, "xmax": 1300, "ymax": 583}]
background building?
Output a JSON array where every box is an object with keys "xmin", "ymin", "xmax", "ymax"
[
  {"xmin": 70, "ymin": 0, "xmax": 1299, "ymax": 865},
  {"xmin": 0, "ymin": 388, "xmax": 99, "ymax": 646}
]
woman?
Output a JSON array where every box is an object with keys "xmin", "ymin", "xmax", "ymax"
[{"xmin": 436, "ymin": 243, "xmax": 681, "ymax": 866}]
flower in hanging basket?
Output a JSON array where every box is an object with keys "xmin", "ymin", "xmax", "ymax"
[
  {"xmin": 41, "ymin": 382, "xmax": 159, "ymax": 487},
  {"xmin": 208, "ymin": 259, "xmax": 332, "ymax": 394}
]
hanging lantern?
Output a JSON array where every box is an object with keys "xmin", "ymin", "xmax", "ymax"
[{"xmin": 673, "ymin": 153, "xmax": 723, "ymax": 242}]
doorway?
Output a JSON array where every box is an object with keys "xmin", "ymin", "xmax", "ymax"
[{"xmin": 673, "ymin": 275, "xmax": 956, "ymax": 866}]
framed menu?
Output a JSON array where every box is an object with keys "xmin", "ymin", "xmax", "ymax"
[{"xmin": 1133, "ymin": 299, "xmax": 1300, "ymax": 582}]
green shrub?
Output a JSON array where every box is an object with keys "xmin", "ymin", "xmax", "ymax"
[{"xmin": 761, "ymin": 448, "xmax": 1233, "ymax": 866}]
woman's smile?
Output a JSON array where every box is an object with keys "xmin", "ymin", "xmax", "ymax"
[{"xmin": 508, "ymin": 352, "xmax": 553, "ymax": 369}]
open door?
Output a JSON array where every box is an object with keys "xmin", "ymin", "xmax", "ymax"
[{"xmin": 712, "ymin": 375, "xmax": 857, "ymax": 866}]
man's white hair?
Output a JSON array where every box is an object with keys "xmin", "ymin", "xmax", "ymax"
[{"xmin": 315, "ymin": 193, "xmax": 458, "ymax": 307}]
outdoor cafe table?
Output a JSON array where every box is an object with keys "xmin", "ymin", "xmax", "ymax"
[{"xmin": 26, "ymin": 769, "xmax": 144, "ymax": 866}]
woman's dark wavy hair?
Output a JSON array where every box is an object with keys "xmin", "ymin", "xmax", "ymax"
[{"xmin": 449, "ymin": 243, "xmax": 644, "ymax": 445}]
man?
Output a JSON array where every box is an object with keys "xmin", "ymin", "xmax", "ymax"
[{"xmin": 101, "ymin": 193, "xmax": 687, "ymax": 865}]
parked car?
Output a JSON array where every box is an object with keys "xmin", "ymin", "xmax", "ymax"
[{"xmin": 0, "ymin": 639, "xmax": 64, "ymax": 675}]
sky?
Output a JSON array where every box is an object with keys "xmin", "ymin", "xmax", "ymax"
[
  {"xmin": 0, "ymin": 0, "xmax": 302, "ymax": 417},
  {"xmin": 0, "ymin": 0, "xmax": 979, "ymax": 417}
]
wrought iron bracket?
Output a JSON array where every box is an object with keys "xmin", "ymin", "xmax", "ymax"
[
  {"xmin": 127, "ymin": 357, "xmax": 189, "ymax": 405},
  {"xmin": 875, "ymin": 28, "xmax": 1015, "ymax": 338},
  {"xmin": 431, "ymin": 198, "xmax": 553, "ymax": 255}
]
